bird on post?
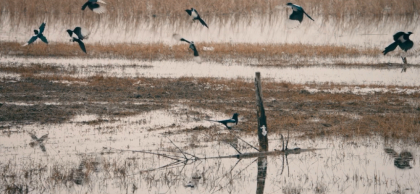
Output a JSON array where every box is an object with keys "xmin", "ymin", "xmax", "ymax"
[
  {"xmin": 22, "ymin": 22, "xmax": 48, "ymax": 46},
  {"xmin": 185, "ymin": 8, "xmax": 208, "ymax": 28},
  {"xmin": 286, "ymin": 3, "xmax": 314, "ymax": 23},
  {"xmin": 207, "ymin": 113, "xmax": 239, "ymax": 130}
]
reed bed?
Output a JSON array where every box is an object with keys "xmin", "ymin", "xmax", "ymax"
[{"xmin": 0, "ymin": 41, "xmax": 382, "ymax": 64}]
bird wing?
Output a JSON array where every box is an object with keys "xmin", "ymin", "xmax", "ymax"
[
  {"xmin": 81, "ymin": 2, "xmax": 90, "ymax": 10},
  {"xmin": 38, "ymin": 34, "xmax": 48, "ymax": 44},
  {"xmin": 189, "ymin": 44, "xmax": 199, "ymax": 56},
  {"xmin": 399, "ymin": 40, "xmax": 413, "ymax": 52},
  {"xmin": 289, "ymin": 11, "xmax": 304, "ymax": 23},
  {"xmin": 28, "ymin": 132, "xmax": 38, "ymax": 140},
  {"xmin": 39, "ymin": 143, "xmax": 47, "ymax": 152},
  {"xmin": 73, "ymin": 27, "xmax": 84, "ymax": 39},
  {"xmin": 198, "ymin": 17, "xmax": 209, "ymax": 28},
  {"xmin": 39, "ymin": 22, "xmax": 46, "ymax": 34},
  {"xmin": 74, "ymin": 38, "xmax": 87, "ymax": 53},
  {"xmin": 66, "ymin": 29, "xmax": 73, "ymax": 37},
  {"xmin": 382, "ymin": 41, "xmax": 398, "ymax": 55},
  {"xmin": 38, "ymin": 134, "xmax": 49, "ymax": 142},
  {"xmin": 173, "ymin": 33, "xmax": 191, "ymax": 43},
  {"xmin": 90, "ymin": 4, "xmax": 106, "ymax": 13},
  {"xmin": 393, "ymin": 32, "xmax": 405, "ymax": 42},
  {"xmin": 191, "ymin": 9, "xmax": 199, "ymax": 18},
  {"xmin": 304, "ymin": 12, "xmax": 314, "ymax": 21},
  {"xmin": 185, "ymin": 9, "xmax": 192, "ymax": 16},
  {"xmin": 23, "ymin": 36, "xmax": 38, "ymax": 46}
]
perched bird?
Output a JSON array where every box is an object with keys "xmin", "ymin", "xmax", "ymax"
[
  {"xmin": 82, "ymin": 0, "xmax": 107, "ymax": 14},
  {"xmin": 173, "ymin": 33, "xmax": 201, "ymax": 63},
  {"xmin": 286, "ymin": 3, "xmax": 314, "ymax": 23},
  {"xmin": 207, "ymin": 113, "xmax": 239, "ymax": 130},
  {"xmin": 185, "ymin": 8, "xmax": 208, "ymax": 28},
  {"xmin": 382, "ymin": 32, "xmax": 413, "ymax": 55},
  {"xmin": 28, "ymin": 132, "xmax": 49, "ymax": 152},
  {"xmin": 66, "ymin": 27, "xmax": 90, "ymax": 40},
  {"xmin": 22, "ymin": 22, "xmax": 48, "ymax": 46},
  {"xmin": 72, "ymin": 37, "xmax": 87, "ymax": 53}
]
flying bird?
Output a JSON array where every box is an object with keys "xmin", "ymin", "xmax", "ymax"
[
  {"xmin": 66, "ymin": 27, "xmax": 90, "ymax": 40},
  {"xmin": 23, "ymin": 22, "xmax": 48, "ymax": 46},
  {"xmin": 382, "ymin": 32, "xmax": 413, "ymax": 55},
  {"xmin": 185, "ymin": 8, "xmax": 208, "ymax": 28},
  {"xmin": 173, "ymin": 33, "xmax": 201, "ymax": 63},
  {"xmin": 82, "ymin": 0, "xmax": 107, "ymax": 14},
  {"xmin": 286, "ymin": 3, "xmax": 314, "ymax": 23},
  {"xmin": 207, "ymin": 113, "xmax": 239, "ymax": 130},
  {"xmin": 28, "ymin": 132, "xmax": 49, "ymax": 152},
  {"xmin": 72, "ymin": 37, "xmax": 87, "ymax": 53}
]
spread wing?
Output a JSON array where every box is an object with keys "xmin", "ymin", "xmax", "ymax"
[
  {"xmin": 173, "ymin": 33, "xmax": 191, "ymax": 43},
  {"xmin": 393, "ymin": 32, "xmax": 405, "ymax": 42},
  {"xmin": 73, "ymin": 27, "xmax": 84, "ymax": 39},
  {"xmin": 82, "ymin": 1, "xmax": 90, "ymax": 10},
  {"xmin": 39, "ymin": 134, "xmax": 49, "ymax": 142},
  {"xmin": 38, "ymin": 34, "xmax": 48, "ymax": 44},
  {"xmin": 39, "ymin": 22, "xmax": 46, "ymax": 34},
  {"xmin": 382, "ymin": 41, "xmax": 398, "ymax": 55},
  {"xmin": 23, "ymin": 36, "xmax": 38, "ymax": 46},
  {"xmin": 28, "ymin": 132, "xmax": 38, "ymax": 140}
]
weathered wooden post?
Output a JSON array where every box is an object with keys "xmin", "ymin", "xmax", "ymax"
[
  {"xmin": 255, "ymin": 72, "xmax": 268, "ymax": 151},
  {"xmin": 255, "ymin": 72, "xmax": 268, "ymax": 194}
]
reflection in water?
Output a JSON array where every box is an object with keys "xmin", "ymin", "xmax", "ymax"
[
  {"xmin": 256, "ymin": 156, "xmax": 267, "ymax": 194},
  {"xmin": 28, "ymin": 132, "xmax": 48, "ymax": 152},
  {"xmin": 384, "ymin": 148, "xmax": 414, "ymax": 169}
]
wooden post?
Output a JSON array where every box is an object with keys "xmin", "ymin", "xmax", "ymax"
[{"xmin": 255, "ymin": 72, "xmax": 268, "ymax": 151}]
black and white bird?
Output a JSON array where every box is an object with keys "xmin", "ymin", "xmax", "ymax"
[
  {"xmin": 207, "ymin": 113, "xmax": 239, "ymax": 130},
  {"xmin": 173, "ymin": 33, "xmax": 201, "ymax": 63},
  {"xmin": 72, "ymin": 37, "xmax": 87, "ymax": 53},
  {"xmin": 286, "ymin": 3, "xmax": 314, "ymax": 23},
  {"xmin": 185, "ymin": 8, "xmax": 208, "ymax": 28},
  {"xmin": 66, "ymin": 27, "xmax": 90, "ymax": 40},
  {"xmin": 382, "ymin": 32, "xmax": 413, "ymax": 55},
  {"xmin": 28, "ymin": 132, "xmax": 49, "ymax": 152},
  {"xmin": 23, "ymin": 22, "xmax": 48, "ymax": 46},
  {"xmin": 82, "ymin": 0, "xmax": 107, "ymax": 14}
]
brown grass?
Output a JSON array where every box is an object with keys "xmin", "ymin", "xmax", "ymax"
[
  {"xmin": 1, "ymin": 0, "xmax": 418, "ymax": 30},
  {"xmin": 0, "ymin": 41, "xmax": 382, "ymax": 64}
]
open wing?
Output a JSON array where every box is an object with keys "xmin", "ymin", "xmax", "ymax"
[
  {"xmin": 393, "ymin": 32, "xmax": 405, "ymax": 42},
  {"xmin": 382, "ymin": 41, "xmax": 398, "ymax": 55},
  {"xmin": 39, "ymin": 22, "xmax": 46, "ymax": 34},
  {"xmin": 23, "ymin": 36, "xmax": 38, "ymax": 46},
  {"xmin": 38, "ymin": 34, "xmax": 48, "ymax": 44},
  {"xmin": 28, "ymin": 132, "xmax": 38, "ymax": 140},
  {"xmin": 173, "ymin": 33, "xmax": 191, "ymax": 43}
]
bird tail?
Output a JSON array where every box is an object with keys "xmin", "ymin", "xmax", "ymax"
[
  {"xmin": 304, "ymin": 12, "xmax": 314, "ymax": 21},
  {"xmin": 382, "ymin": 41, "xmax": 398, "ymax": 55},
  {"xmin": 198, "ymin": 18, "xmax": 209, "ymax": 28}
]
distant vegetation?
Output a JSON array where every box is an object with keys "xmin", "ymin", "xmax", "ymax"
[{"xmin": 1, "ymin": 0, "xmax": 418, "ymax": 28}]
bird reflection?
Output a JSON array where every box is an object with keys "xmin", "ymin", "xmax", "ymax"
[
  {"xmin": 28, "ymin": 132, "xmax": 48, "ymax": 152},
  {"xmin": 384, "ymin": 148, "xmax": 413, "ymax": 169}
]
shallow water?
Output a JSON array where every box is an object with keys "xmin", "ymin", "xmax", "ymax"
[
  {"xmin": 0, "ymin": 105, "xmax": 419, "ymax": 194},
  {"xmin": 1, "ymin": 56, "xmax": 420, "ymax": 86}
]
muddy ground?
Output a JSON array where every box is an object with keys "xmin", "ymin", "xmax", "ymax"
[{"xmin": 1, "ymin": 69, "xmax": 419, "ymax": 142}]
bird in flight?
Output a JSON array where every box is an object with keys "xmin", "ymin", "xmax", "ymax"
[
  {"xmin": 66, "ymin": 27, "xmax": 90, "ymax": 41},
  {"xmin": 382, "ymin": 31, "xmax": 413, "ymax": 70},
  {"xmin": 207, "ymin": 113, "xmax": 239, "ymax": 130},
  {"xmin": 28, "ymin": 132, "xmax": 49, "ymax": 152},
  {"xmin": 72, "ymin": 37, "xmax": 87, "ymax": 53},
  {"xmin": 286, "ymin": 3, "xmax": 314, "ymax": 23},
  {"xmin": 22, "ymin": 22, "xmax": 48, "ymax": 46},
  {"xmin": 185, "ymin": 8, "xmax": 208, "ymax": 28},
  {"xmin": 82, "ymin": 0, "xmax": 107, "ymax": 14},
  {"xmin": 173, "ymin": 33, "xmax": 201, "ymax": 63}
]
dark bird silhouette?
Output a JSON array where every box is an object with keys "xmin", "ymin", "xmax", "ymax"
[
  {"xmin": 207, "ymin": 113, "xmax": 239, "ymax": 129},
  {"xmin": 82, "ymin": 0, "xmax": 107, "ymax": 14},
  {"xmin": 72, "ymin": 37, "xmax": 87, "ymax": 53},
  {"xmin": 66, "ymin": 27, "xmax": 90, "ymax": 40},
  {"xmin": 384, "ymin": 148, "xmax": 413, "ymax": 169},
  {"xmin": 173, "ymin": 33, "xmax": 201, "ymax": 63},
  {"xmin": 286, "ymin": 3, "xmax": 314, "ymax": 23},
  {"xmin": 382, "ymin": 32, "xmax": 413, "ymax": 55},
  {"xmin": 28, "ymin": 132, "xmax": 49, "ymax": 152},
  {"xmin": 185, "ymin": 8, "xmax": 208, "ymax": 28},
  {"xmin": 23, "ymin": 22, "xmax": 48, "ymax": 46}
]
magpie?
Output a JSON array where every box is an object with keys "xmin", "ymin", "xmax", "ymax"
[
  {"xmin": 382, "ymin": 32, "xmax": 413, "ymax": 55},
  {"xmin": 67, "ymin": 27, "xmax": 90, "ymax": 40},
  {"xmin": 28, "ymin": 132, "xmax": 48, "ymax": 152},
  {"xmin": 173, "ymin": 33, "xmax": 201, "ymax": 63},
  {"xmin": 82, "ymin": 0, "xmax": 107, "ymax": 14},
  {"xmin": 286, "ymin": 3, "xmax": 314, "ymax": 23},
  {"xmin": 207, "ymin": 113, "xmax": 239, "ymax": 130},
  {"xmin": 22, "ymin": 22, "xmax": 48, "ymax": 46},
  {"xmin": 72, "ymin": 37, "xmax": 87, "ymax": 53},
  {"xmin": 185, "ymin": 8, "xmax": 208, "ymax": 28}
]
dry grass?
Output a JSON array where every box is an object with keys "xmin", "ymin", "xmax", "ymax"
[
  {"xmin": 0, "ymin": 41, "xmax": 382, "ymax": 64},
  {"xmin": 1, "ymin": 0, "xmax": 418, "ymax": 29}
]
